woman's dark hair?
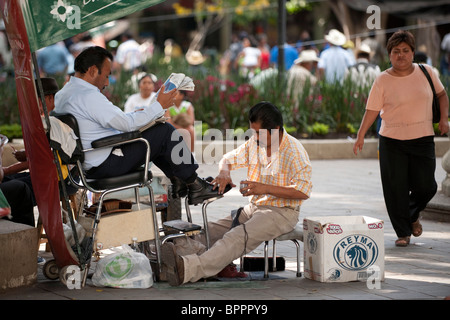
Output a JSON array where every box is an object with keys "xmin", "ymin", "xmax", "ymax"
[
  {"xmin": 74, "ymin": 46, "xmax": 114, "ymax": 74},
  {"xmin": 386, "ymin": 30, "xmax": 415, "ymax": 54},
  {"xmin": 249, "ymin": 101, "xmax": 283, "ymax": 133}
]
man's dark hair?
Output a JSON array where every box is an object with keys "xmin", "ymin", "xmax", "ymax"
[
  {"xmin": 249, "ymin": 101, "xmax": 284, "ymax": 133},
  {"xmin": 357, "ymin": 51, "xmax": 370, "ymax": 60},
  {"xmin": 74, "ymin": 46, "xmax": 113, "ymax": 74},
  {"xmin": 414, "ymin": 51, "xmax": 428, "ymax": 64}
]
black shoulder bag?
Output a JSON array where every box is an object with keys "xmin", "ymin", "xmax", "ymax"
[{"xmin": 418, "ymin": 63, "xmax": 440, "ymax": 123}]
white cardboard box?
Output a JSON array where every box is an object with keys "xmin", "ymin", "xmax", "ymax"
[{"xmin": 303, "ymin": 216, "xmax": 385, "ymax": 283}]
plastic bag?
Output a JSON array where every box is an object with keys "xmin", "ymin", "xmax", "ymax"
[
  {"xmin": 92, "ymin": 245, "xmax": 153, "ymax": 289},
  {"xmin": 62, "ymin": 220, "xmax": 86, "ymax": 247},
  {"xmin": 62, "ymin": 208, "xmax": 86, "ymax": 246}
]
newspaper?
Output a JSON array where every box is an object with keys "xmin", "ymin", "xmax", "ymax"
[
  {"xmin": 138, "ymin": 115, "xmax": 169, "ymax": 132},
  {"xmin": 149, "ymin": 73, "xmax": 195, "ymax": 105},
  {"xmin": 140, "ymin": 73, "xmax": 194, "ymax": 132}
]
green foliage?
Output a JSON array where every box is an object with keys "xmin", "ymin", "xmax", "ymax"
[
  {"xmin": 2, "ymin": 53, "xmax": 449, "ymax": 140},
  {"xmin": 346, "ymin": 123, "xmax": 357, "ymax": 134},
  {"xmin": 0, "ymin": 123, "xmax": 23, "ymax": 139},
  {"xmin": 286, "ymin": 0, "xmax": 314, "ymax": 14},
  {"xmin": 0, "ymin": 75, "xmax": 19, "ymax": 125},
  {"xmin": 308, "ymin": 122, "xmax": 329, "ymax": 136},
  {"xmin": 284, "ymin": 125, "xmax": 297, "ymax": 135}
]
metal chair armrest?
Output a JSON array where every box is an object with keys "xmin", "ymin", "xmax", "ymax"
[
  {"xmin": 91, "ymin": 131, "xmax": 142, "ymax": 148},
  {"xmin": 81, "ymin": 136, "xmax": 152, "ymax": 188}
]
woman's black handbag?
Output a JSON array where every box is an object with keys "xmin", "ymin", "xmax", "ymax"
[{"xmin": 418, "ymin": 64, "xmax": 440, "ymax": 123}]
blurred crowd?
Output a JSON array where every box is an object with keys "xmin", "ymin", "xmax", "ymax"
[
  {"xmin": 1, "ymin": 19, "xmax": 449, "ymax": 97},
  {"xmin": 223, "ymin": 28, "xmax": 448, "ymax": 82}
]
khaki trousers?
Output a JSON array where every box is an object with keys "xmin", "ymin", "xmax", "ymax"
[{"xmin": 182, "ymin": 203, "xmax": 299, "ymax": 284}]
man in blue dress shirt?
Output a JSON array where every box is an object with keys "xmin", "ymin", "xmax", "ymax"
[{"xmin": 54, "ymin": 46, "xmax": 222, "ymax": 205}]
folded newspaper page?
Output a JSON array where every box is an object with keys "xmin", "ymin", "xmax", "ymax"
[
  {"xmin": 140, "ymin": 73, "xmax": 194, "ymax": 132},
  {"xmin": 138, "ymin": 116, "xmax": 168, "ymax": 132},
  {"xmin": 150, "ymin": 73, "xmax": 195, "ymax": 104}
]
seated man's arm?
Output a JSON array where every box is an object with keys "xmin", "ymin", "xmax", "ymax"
[
  {"xmin": 2, "ymin": 161, "xmax": 29, "ymax": 176},
  {"xmin": 240, "ymin": 181, "xmax": 309, "ymax": 200},
  {"xmin": 213, "ymin": 140, "xmax": 250, "ymax": 194},
  {"xmin": 212, "ymin": 159, "xmax": 236, "ymax": 194}
]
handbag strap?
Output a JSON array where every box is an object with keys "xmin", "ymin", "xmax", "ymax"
[{"xmin": 418, "ymin": 63, "xmax": 437, "ymax": 96}]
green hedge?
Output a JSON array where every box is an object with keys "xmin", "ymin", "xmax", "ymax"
[{"xmin": 1, "ymin": 53, "xmax": 449, "ymax": 139}]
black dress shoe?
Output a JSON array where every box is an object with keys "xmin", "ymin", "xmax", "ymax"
[
  {"xmin": 187, "ymin": 177, "xmax": 231, "ymax": 205},
  {"xmin": 170, "ymin": 176, "xmax": 188, "ymax": 198}
]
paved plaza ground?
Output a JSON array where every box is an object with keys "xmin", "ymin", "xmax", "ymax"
[{"xmin": 1, "ymin": 158, "xmax": 449, "ymax": 308}]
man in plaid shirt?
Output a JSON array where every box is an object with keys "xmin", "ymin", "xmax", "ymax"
[{"xmin": 162, "ymin": 102, "xmax": 312, "ymax": 286}]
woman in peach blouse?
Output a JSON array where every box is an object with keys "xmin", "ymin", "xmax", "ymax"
[{"xmin": 353, "ymin": 30, "xmax": 449, "ymax": 247}]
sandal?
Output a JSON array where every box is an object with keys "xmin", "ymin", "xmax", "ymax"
[
  {"xmin": 395, "ymin": 236, "xmax": 410, "ymax": 247},
  {"xmin": 412, "ymin": 220, "xmax": 423, "ymax": 237}
]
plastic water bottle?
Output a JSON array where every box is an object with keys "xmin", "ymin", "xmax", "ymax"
[{"xmin": 131, "ymin": 237, "xmax": 138, "ymax": 252}]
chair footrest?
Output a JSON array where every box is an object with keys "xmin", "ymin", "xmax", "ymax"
[{"xmin": 163, "ymin": 219, "xmax": 202, "ymax": 232}]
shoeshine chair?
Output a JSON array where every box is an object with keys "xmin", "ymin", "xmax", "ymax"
[
  {"xmin": 161, "ymin": 174, "xmax": 229, "ymax": 250},
  {"xmin": 162, "ymin": 191, "xmax": 221, "ymax": 250},
  {"xmin": 51, "ymin": 113, "xmax": 163, "ymax": 283},
  {"xmin": 241, "ymin": 222, "xmax": 304, "ymax": 278}
]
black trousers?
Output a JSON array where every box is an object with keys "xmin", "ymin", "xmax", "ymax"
[
  {"xmin": 379, "ymin": 135, "xmax": 437, "ymax": 237},
  {"xmin": 87, "ymin": 122, "xmax": 198, "ymax": 181},
  {"xmin": 0, "ymin": 177, "xmax": 35, "ymax": 227}
]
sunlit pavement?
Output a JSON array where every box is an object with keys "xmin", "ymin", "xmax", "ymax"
[{"xmin": 1, "ymin": 158, "xmax": 449, "ymax": 302}]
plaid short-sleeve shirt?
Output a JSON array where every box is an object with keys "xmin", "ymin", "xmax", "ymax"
[{"xmin": 223, "ymin": 130, "xmax": 312, "ymax": 208}]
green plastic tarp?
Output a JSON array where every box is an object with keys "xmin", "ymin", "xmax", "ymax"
[{"xmin": 20, "ymin": 0, "xmax": 164, "ymax": 52}]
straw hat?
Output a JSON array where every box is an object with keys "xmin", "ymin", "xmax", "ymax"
[
  {"xmin": 325, "ymin": 29, "xmax": 346, "ymax": 46},
  {"xmin": 294, "ymin": 49, "xmax": 320, "ymax": 64},
  {"xmin": 357, "ymin": 43, "xmax": 371, "ymax": 54},
  {"xmin": 186, "ymin": 50, "xmax": 206, "ymax": 65},
  {"xmin": 343, "ymin": 39, "xmax": 354, "ymax": 49}
]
